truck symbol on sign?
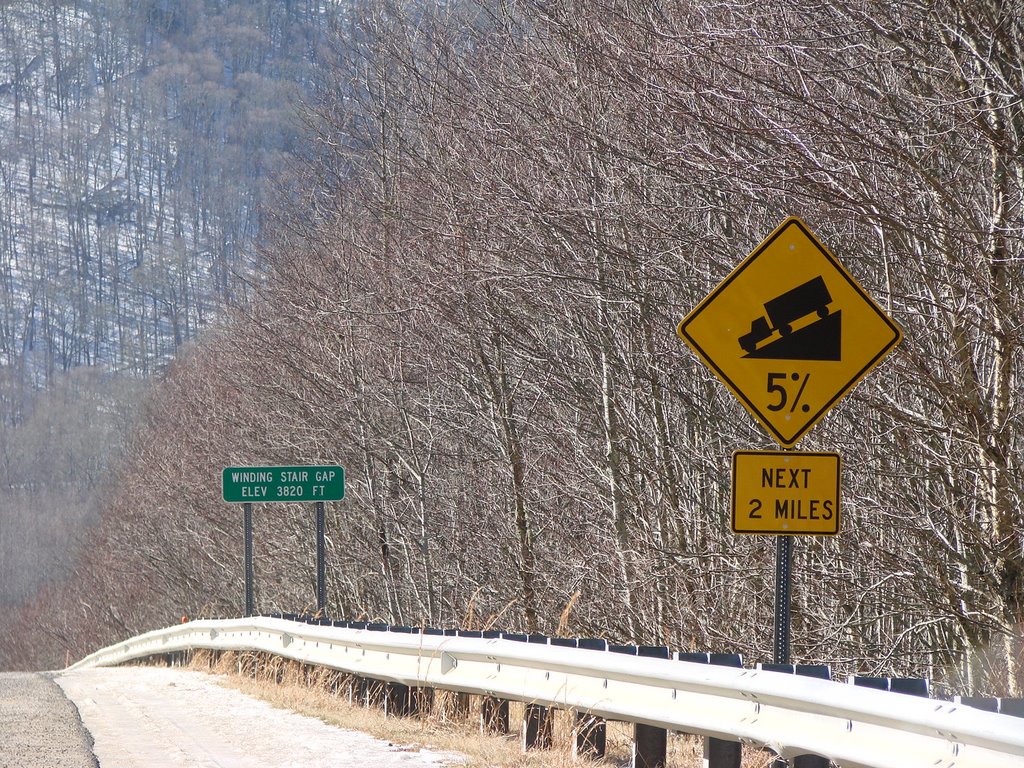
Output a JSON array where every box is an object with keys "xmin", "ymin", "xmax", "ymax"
[{"xmin": 739, "ymin": 276, "xmax": 832, "ymax": 354}]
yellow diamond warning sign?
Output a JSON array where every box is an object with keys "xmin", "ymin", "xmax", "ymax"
[
  {"xmin": 732, "ymin": 451, "xmax": 841, "ymax": 535},
  {"xmin": 677, "ymin": 217, "xmax": 901, "ymax": 447}
]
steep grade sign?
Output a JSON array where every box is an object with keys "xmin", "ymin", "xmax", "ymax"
[
  {"xmin": 222, "ymin": 465, "xmax": 345, "ymax": 503},
  {"xmin": 731, "ymin": 451, "xmax": 840, "ymax": 535},
  {"xmin": 677, "ymin": 217, "xmax": 901, "ymax": 447}
]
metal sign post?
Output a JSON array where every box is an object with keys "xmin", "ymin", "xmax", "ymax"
[
  {"xmin": 676, "ymin": 217, "xmax": 901, "ymax": 668},
  {"xmin": 315, "ymin": 501, "xmax": 326, "ymax": 615},
  {"xmin": 243, "ymin": 502, "xmax": 255, "ymax": 617},
  {"xmin": 773, "ymin": 536, "xmax": 793, "ymax": 665}
]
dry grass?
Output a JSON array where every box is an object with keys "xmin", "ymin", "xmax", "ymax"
[{"xmin": 184, "ymin": 650, "xmax": 779, "ymax": 768}]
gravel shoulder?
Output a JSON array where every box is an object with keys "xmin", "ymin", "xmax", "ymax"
[{"xmin": 0, "ymin": 672, "xmax": 98, "ymax": 768}]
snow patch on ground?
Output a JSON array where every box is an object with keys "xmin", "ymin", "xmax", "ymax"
[{"xmin": 57, "ymin": 666, "xmax": 465, "ymax": 768}]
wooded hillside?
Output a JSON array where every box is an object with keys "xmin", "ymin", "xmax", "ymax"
[
  {"xmin": 0, "ymin": 0, "xmax": 332, "ymax": 613},
  {"xmin": 3, "ymin": 0, "xmax": 1022, "ymax": 699}
]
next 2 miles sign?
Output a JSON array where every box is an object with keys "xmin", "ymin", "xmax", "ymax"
[
  {"xmin": 222, "ymin": 465, "xmax": 345, "ymax": 503},
  {"xmin": 731, "ymin": 451, "xmax": 839, "ymax": 535}
]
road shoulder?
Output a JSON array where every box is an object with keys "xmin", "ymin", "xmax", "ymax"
[{"xmin": 0, "ymin": 671, "xmax": 97, "ymax": 768}]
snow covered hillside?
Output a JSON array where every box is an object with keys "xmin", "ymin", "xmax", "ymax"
[{"xmin": 0, "ymin": 0, "xmax": 331, "ymax": 384}]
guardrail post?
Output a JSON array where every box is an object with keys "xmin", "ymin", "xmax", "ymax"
[
  {"xmin": 451, "ymin": 630, "xmax": 483, "ymax": 719},
  {"xmin": 633, "ymin": 723, "xmax": 667, "ymax": 768},
  {"xmin": 574, "ymin": 712, "xmax": 607, "ymax": 759},
  {"xmin": 425, "ymin": 629, "xmax": 471, "ymax": 723},
  {"xmin": 522, "ymin": 703, "xmax": 553, "ymax": 750},
  {"xmin": 481, "ymin": 697, "xmax": 510, "ymax": 734},
  {"xmin": 680, "ymin": 652, "xmax": 743, "ymax": 768},
  {"xmin": 384, "ymin": 683, "xmax": 411, "ymax": 717},
  {"xmin": 344, "ymin": 675, "xmax": 358, "ymax": 704},
  {"xmin": 370, "ymin": 679, "xmax": 388, "ymax": 710},
  {"xmin": 414, "ymin": 687, "xmax": 434, "ymax": 717},
  {"xmin": 478, "ymin": 630, "xmax": 511, "ymax": 734},
  {"xmin": 573, "ymin": 638, "xmax": 608, "ymax": 759},
  {"xmin": 761, "ymin": 664, "xmax": 832, "ymax": 768},
  {"xmin": 454, "ymin": 692, "xmax": 471, "ymax": 719},
  {"xmin": 520, "ymin": 634, "xmax": 552, "ymax": 750},
  {"xmin": 705, "ymin": 737, "xmax": 742, "ymax": 768},
  {"xmin": 633, "ymin": 646, "xmax": 669, "ymax": 768}
]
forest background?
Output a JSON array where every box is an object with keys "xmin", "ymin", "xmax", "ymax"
[{"xmin": 0, "ymin": 0, "xmax": 1021, "ymax": 699}]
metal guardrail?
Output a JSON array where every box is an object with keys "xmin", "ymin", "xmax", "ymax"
[{"xmin": 68, "ymin": 617, "xmax": 1024, "ymax": 768}]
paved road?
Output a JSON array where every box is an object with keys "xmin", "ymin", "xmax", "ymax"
[
  {"xmin": 0, "ymin": 672, "xmax": 97, "ymax": 768},
  {"xmin": 55, "ymin": 666, "xmax": 462, "ymax": 767}
]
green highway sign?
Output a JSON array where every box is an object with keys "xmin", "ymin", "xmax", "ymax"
[{"xmin": 222, "ymin": 465, "xmax": 344, "ymax": 503}]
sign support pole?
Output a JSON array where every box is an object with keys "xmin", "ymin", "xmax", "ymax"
[
  {"xmin": 315, "ymin": 501, "xmax": 327, "ymax": 615},
  {"xmin": 675, "ymin": 216, "xmax": 902, "ymax": 677},
  {"xmin": 224, "ymin": 466, "xmax": 344, "ymax": 621},
  {"xmin": 243, "ymin": 502, "xmax": 255, "ymax": 617},
  {"xmin": 773, "ymin": 535, "xmax": 792, "ymax": 665}
]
